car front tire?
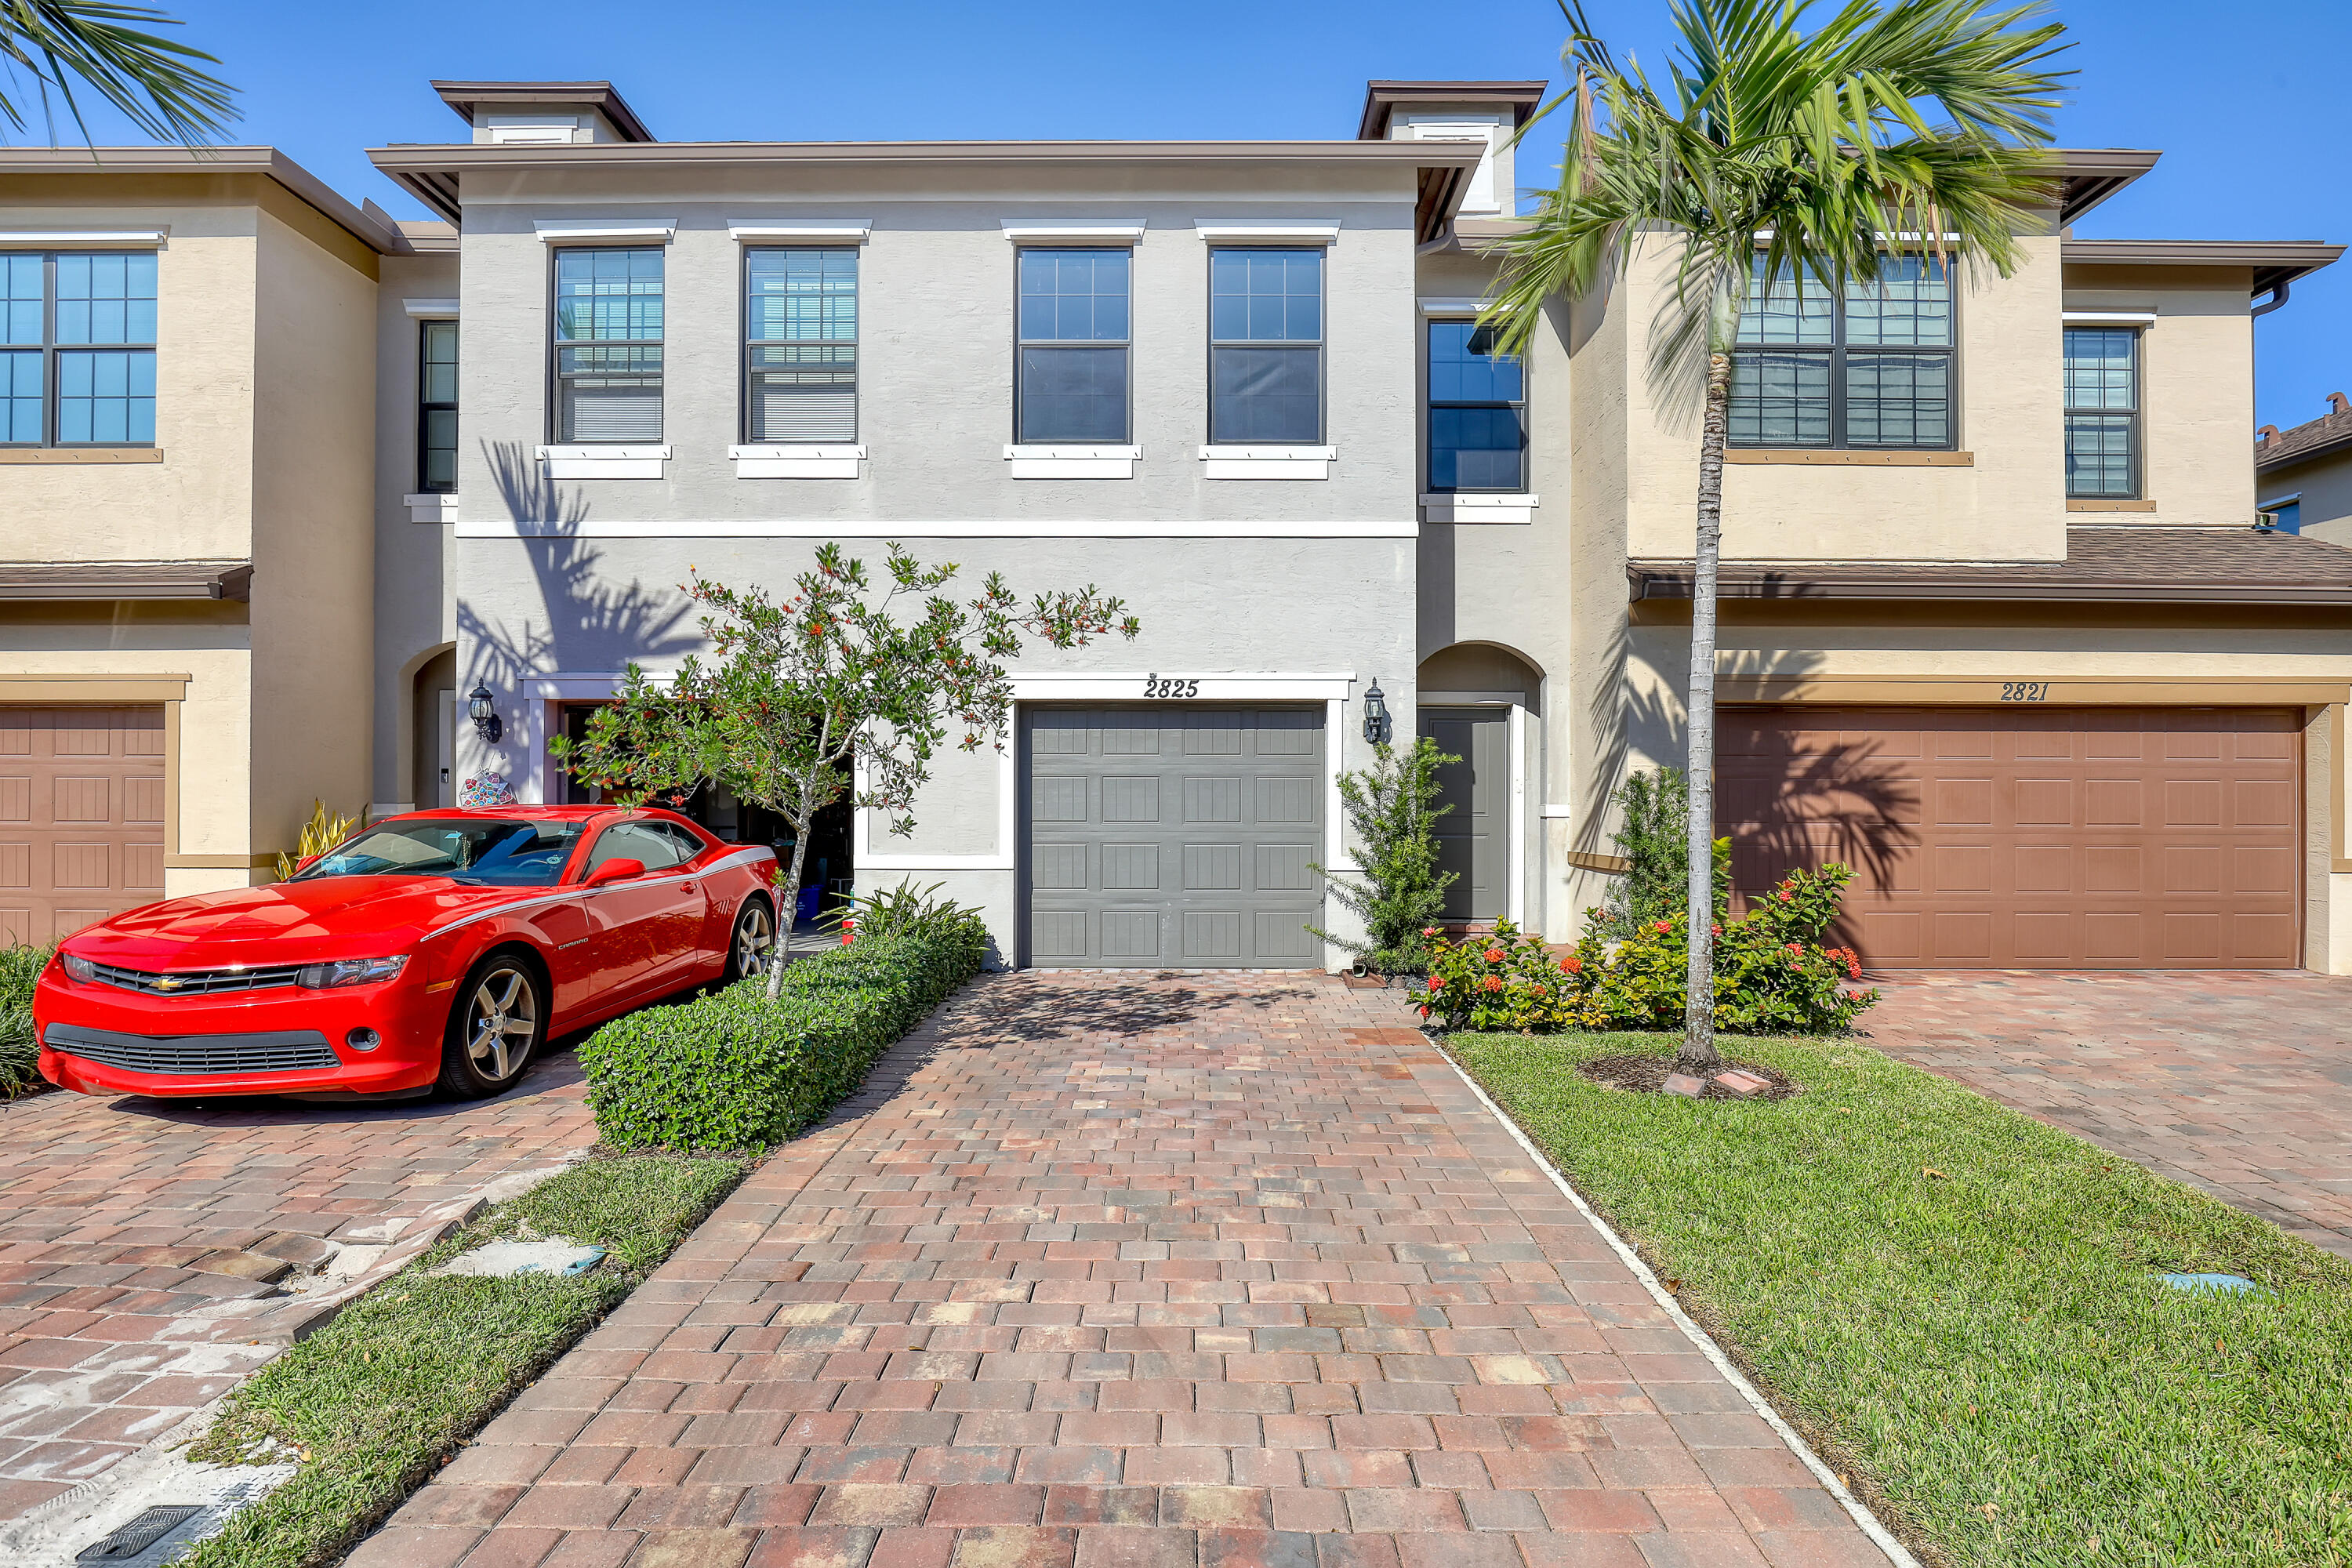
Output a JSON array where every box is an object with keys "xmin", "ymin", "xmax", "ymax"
[{"xmin": 438, "ymin": 951, "xmax": 546, "ymax": 1098}]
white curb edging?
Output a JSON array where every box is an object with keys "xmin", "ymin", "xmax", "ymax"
[{"xmin": 1439, "ymin": 1048, "xmax": 1922, "ymax": 1568}]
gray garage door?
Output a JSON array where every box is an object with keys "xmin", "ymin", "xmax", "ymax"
[{"xmin": 1024, "ymin": 705, "xmax": 1325, "ymax": 967}]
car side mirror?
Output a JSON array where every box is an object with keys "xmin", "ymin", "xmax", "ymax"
[{"xmin": 583, "ymin": 857, "xmax": 645, "ymax": 888}]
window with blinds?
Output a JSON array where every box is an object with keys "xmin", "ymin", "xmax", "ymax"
[
  {"xmin": 1209, "ymin": 248, "xmax": 1323, "ymax": 444},
  {"xmin": 417, "ymin": 320, "xmax": 458, "ymax": 492},
  {"xmin": 553, "ymin": 247, "xmax": 662, "ymax": 443},
  {"xmin": 1729, "ymin": 255, "xmax": 1955, "ymax": 450},
  {"xmin": 2063, "ymin": 326, "xmax": 2139, "ymax": 499},
  {"xmin": 1016, "ymin": 248, "xmax": 1129, "ymax": 443},
  {"xmin": 2, "ymin": 251, "xmax": 158, "ymax": 447},
  {"xmin": 746, "ymin": 248, "xmax": 857, "ymax": 443}
]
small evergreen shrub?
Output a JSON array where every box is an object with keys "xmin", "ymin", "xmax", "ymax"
[
  {"xmin": 1420, "ymin": 865, "xmax": 1876, "ymax": 1036},
  {"xmin": 0, "ymin": 942, "xmax": 52, "ymax": 1098},
  {"xmin": 1308, "ymin": 738, "xmax": 1457, "ymax": 978},
  {"xmin": 1589, "ymin": 767, "xmax": 1730, "ymax": 940},
  {"xmin": 579, "ymin": 921, "xmax": 985, "ymax": 1152}
]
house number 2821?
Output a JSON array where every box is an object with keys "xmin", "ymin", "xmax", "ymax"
[
  {"xmin": 1142, "ymin": 675, "xmax": 1200, "ymax": 699},
  {"xmin": 2001, "ymin": 681, "xmax": 2050, "ymax": 702}
]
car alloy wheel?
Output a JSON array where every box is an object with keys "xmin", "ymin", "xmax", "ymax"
[
  {"xmin": 728, "ymin": 898, "xmax": 775, "ymax": 982},
  {"xmin": 439, "ymin": 954, "xmax": 545, "ymax": 1097}
]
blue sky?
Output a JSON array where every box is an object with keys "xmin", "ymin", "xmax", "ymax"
[{"xmin": 43, "ymin": 0, "xmax": 2352, "ymax": 429}]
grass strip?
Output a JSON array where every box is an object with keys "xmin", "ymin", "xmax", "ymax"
[
  {"xmin": 1451, "ymin": 1030, "xmax": 2352, "ymax": 1568},
  {"xmin": 176, "ymin": 1152, "xmax": 748, "ymax": 1568}
]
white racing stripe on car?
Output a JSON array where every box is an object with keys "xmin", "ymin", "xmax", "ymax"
[{"xmin": 425, "ymin": 848, "xmax": 775, "ymax": 943}]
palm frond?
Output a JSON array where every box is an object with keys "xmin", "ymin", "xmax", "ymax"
[{"xmin": 0, "ymin": 0, "xmax": 238, "ymax": 145}]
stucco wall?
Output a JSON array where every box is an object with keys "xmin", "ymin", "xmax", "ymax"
[
  {"xmin": 372, "ymin": 248, "xmax": 460, "ymax": 807},
  {"xmin": 2063, "ymin": 263, "xmax": 2257, "ymax": 524},
  {"xmin": 2270, "ymin": 448, "xmax": 2352, "ymax": 545},
  {"xmin": 452, "ymin": 163, "xmax": 1423, "ymax": 528},
  {"xmin": 247, "ymin": 206, "xmax": 379, "ymax": 861}
]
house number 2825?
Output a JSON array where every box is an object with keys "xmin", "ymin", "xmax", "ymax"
[{"xmin": 1142, "ymin": 675, "xmax": 1200, "ymax": 699}]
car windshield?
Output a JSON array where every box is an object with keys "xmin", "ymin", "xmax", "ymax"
[{"xmin": 294, "ymin": 819, "xmax": 585, "ymax": 887}]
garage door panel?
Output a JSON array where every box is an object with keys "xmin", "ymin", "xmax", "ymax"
[
  {"xmin": 1721, "ymin": 706, "xmax": 2299, "ymax": 969},
  {"xmin": 0, "ymin": 778, "xmax": 26, "ymax": 821},
  {"xmin": 53, "ymin": 777, "xmax": 113, "ymax": 822},
  {"xmin": 1025, "ymin": 705, "xmax": 1324, "ymax": 969}
]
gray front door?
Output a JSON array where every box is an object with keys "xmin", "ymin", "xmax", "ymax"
[
  {"xmin": 1024, "ymin": 705, "xmax": 1324, "ymax": 967},
  {"xmin": 1420, "ymin": 706, "xmax": 1508, "ymax": 922}
]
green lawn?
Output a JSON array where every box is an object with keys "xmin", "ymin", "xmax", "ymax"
[
  {"xmin": 179, "ymin": 1153, "xmax": 749, "ymax": 1568},
  {"xmin": 1452, "ymin": 1031, "xmax": 2352, "ymax": 1568}
]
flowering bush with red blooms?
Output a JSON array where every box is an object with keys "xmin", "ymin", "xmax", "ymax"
[{"xmin": 1418, "ymin": 864, "xmax": 1878, "ymax": 1035}]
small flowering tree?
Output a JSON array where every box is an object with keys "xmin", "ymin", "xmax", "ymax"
[{"xmin": 552, "ymin": 542, "xmax": 1138, "ymax": 998}]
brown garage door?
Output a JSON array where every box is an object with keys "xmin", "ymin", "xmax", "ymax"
[
  {"xmin": 1719, "ymin": 706, "xmax": 2300, "ymax": 968},
  {"xmin": 0, "ymin": 707, "xmax": 166, "ymax": 944}
]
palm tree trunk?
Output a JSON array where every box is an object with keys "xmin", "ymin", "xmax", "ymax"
[{"xmin": 1678, "ymin": 349, "xmax": 1731, "ymax": 1073}]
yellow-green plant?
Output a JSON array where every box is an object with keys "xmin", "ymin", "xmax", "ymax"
[{"xmin": 276, "ymin": 800, "xmax": 360, "ymax": 881}]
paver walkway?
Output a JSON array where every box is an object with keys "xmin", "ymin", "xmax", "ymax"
[
  {"xmin": 0, "ymin": 1054, "xmax": 597, "ymax": 1520},
  {"xmin": 1867, "ymin": 969, "xmax": 2352, "ymax": 1259},
  {"xmin": 361, "ymin": 972, "xmax": 1887, "ymax": 1568}
]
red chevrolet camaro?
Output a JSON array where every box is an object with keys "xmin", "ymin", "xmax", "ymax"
[{"xmin": 34, "ymin": 806, "xmax": 779, "ymax": 1102}]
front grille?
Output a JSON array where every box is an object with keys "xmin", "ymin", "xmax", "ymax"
[
  {"xmin": 45, "ymin": 1022, "xmax": 339, "ymax": 1076},
  {"xmin": 88, "ymin": 961, "xmax": 305, "ymax": 996}
]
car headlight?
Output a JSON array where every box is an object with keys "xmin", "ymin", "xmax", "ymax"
[
  {"xmin": 296, "ymin": 956, "xmax": 408, "ymax": 989},
  {"xmin": 59, "ymin": 952, "xmax": 96, "ymax": 983}
]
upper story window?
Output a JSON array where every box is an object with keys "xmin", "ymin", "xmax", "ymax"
[
  {"xmin": 1016, "ymin": 248, "xmax": 1129, "ymax": 442},
  {"xmin": 1210, "ymin": 248, "xmax": 1323, "ymax": 442},
  {"xmin": 1730, "ymin": 255, "xmax": 1953, "ymax": 449},
  {"xmin": 2, "ymin": 251, "xmax": 157, "ymax": 447},
  {"xmin": 2063, "ymin": 327, "xmax": 2139, "ymax": 499},
  {"xmin": 1427, "ymin": 319, "xmax": 1524, "ymax": 491},
  {"xmin": 552, "ymin": 247, "xmax": 662, "ymax": 442},
  {"xmin": 746, "ymin": 248, "xmax": 856, "ymax": 443},
  {"xmin": 417, "ymin": 320, "xmax": 458, "ymax": 492}
]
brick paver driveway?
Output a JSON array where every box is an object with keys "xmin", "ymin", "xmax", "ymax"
[
  {"xmin": 1867, "ymin": 970, "xmax": 2352, "ymax": 1258},
  {"xmin": 0, "ymin": 1054, "xmax": 596, "ymax": 1521},
  {"xmin": 360, "ymin": 972, "xmax": 1888, "ymax": 1568}
]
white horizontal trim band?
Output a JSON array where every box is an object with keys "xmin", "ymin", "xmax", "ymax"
[
  {"xmin": 1004, "ymin": 445, "xmax": 1141, "ymax": 459},
  {"xmin": 535, "ymin": 221, "xmax": 677, "ymax": 242},
  {"xmin": 1417, "ymin": 296, "xmax": 1490, "ymax": 315},
  {"xmin": 730, "ymin": 445, "xmax": 865, "ymax": 459},
  {"xmin": 535, "ymin": 445, "xmax": 671, "ymax": 459},
  {"xmin": 1198, "ymin": 445, "xmax": 1336, "ymax": 459},
  {"xmin": 1540, "ymin": 804, "xmax": 1575, "ymax": 818},
  {"xmin": 728, "ymin": 223, "xmax": 872, "ymax": 242},
  {"xmin": 1013, "ymin": 672, "xmax": 1358, "ymax": 701},
  {"xmin": 403, "ymin": 297, "xmax": 460, "ymax": 317},
  {"xmin": 2063, "ymin": 310, "xmax": 2158, "ymax": 325},
  {"xmin": 1196, "ymin": 223, "xmax": 1341, "ymax": 242},
  {"xmin": 1000, "ymin": 222, "xmax": 1145, "ymax": 242},
  {"xmin": 1421, "ymin": 492, "xmax": 1538, "ymax": 506},
  {"xmin": 456, "ymin": 517, "xmax": 1416, "ymax": 539},
  {"xmin": 861, "ymin": 855, "xmax": 1016, "ymax": 871},
  {"xmin": 0, "ymin": 229, "xmax": 166, "ymax": 245}
]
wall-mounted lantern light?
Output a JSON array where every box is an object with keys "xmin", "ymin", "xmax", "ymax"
[
  {"xmin": 467, "ymin": 684, "xmax": 503, "ymax": 745},
  {"xmin": 1362, "ymin": 680, "xmax": 1391, "ymax": 746}
]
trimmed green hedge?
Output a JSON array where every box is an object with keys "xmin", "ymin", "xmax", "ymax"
[{"xmin": 578, "ymin": 925, "xmax": 985, "ymax": 1151}]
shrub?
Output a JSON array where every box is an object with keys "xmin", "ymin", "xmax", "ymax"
[
  {"xmin": 0, "ymin": 942, "xmax": 51, "ymax": 1098},
  {"xmin": 1588, "ymin": 768, "xmax": 1731, "ymax": 942},
  {"xmin": 579, "ymin": 924, "xmax": 985, "ymax": 1152},
  {"xmin": 826, "ymin": 879, "xmax": 989, "ymax": 945},
  {"xmin": 1419, "ymin": 865, "xmax": 1876, "ymax": 1036},
  {"xmin": 1308, "ymin": 738, "xmax": 1457, "ymax": 978}
]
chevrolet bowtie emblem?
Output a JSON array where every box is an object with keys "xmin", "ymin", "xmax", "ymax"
[{"xmin": 153, "ymin": 976, "xmax": 183, "ymax": 991}]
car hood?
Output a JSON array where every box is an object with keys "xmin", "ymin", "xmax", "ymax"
[{"xmin": 62, "ymin": 877, "xmax": 548, "ymax": 968}]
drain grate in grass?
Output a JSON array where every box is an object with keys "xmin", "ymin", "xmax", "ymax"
[{"xmin": 1452, "ymin": 1030, "xmax": 2352, "ymax": 1568}]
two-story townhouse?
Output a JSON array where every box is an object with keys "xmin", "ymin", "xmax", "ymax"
[
  {"xmin": 365, "ymin": 74, "xmax": 2352, "ymax": 976},
  {"xmin": 2256, "ymin": 392, "xmax": 2352, "ymax": 542},
  {"xmin": 0, "ymin": 148, "xmax": 405, "ymax": 943}
]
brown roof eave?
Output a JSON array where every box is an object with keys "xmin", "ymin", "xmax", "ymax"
[
  {"xmin": 430, "ymin": 79, "xmax": 655, "ymax": 142},
  {"xmin": 2062, "ymin": 238, "xmax": 2345, "ymax": 295},
  {"xmin": 2259, "ymin": 430, "xmax": 2352, "ymax": 474},
  {"xmin": 0, "ymin": 147, "xmax": 410, "ymax": 255},
  {"xmin": 1627, "ymin": 566, "xmax": 2352, "ymax": 606},
  {"xmin": 0, "ymin": 561, "xmax": 252, "ymax": 601},
  {"xmin": 1357, "ymin": 80, "xmax": 1550, "ymax": 140}
]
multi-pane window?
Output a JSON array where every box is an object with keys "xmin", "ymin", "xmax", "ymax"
[
  {"xmin": 1427, "ymin": 319, "xmax": 1524, "ymax": 490},
  {"xmin": 1730, "ymin": 256, "xmax": 1954, "ymax": 448},
  {"xmin": 746, "ymin": 248, "xmax": 856, "ymax": 442},
  {"xmin": 2, "ymin": 252, "xmax": 157, "ymax": 446},
  {"xmin": 1210, "ymin": 248, "xmax": 1323, "ymax": 443},
  {"xmin": 2063, "ymin": 327, "xmax": 2138, "ymax": 499},
  {"xmin": 552, "ymin": 247, "xmax": 662, "ymax": 442},
  {"xmin": 417, "ymin": 320, "xmax": 458, "ymax": 492},
  {"xmin": 1016, "ymin": 249, "xmax": 1129, "ymax": 442}
]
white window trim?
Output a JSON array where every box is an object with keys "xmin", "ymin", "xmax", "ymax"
[
  {"xmin": 1004, "ymin": 445, "xmax": 1141, "ymax": 480},
  {"xmin": 1199, "ymin": 445, "xmax": 1335, "ymax": 481},
  {"xmin": 534, "ymin": 221, "xmax": 677, "ymax": 244},
  {"xmin": 730, "ymin": 444, "xmax": 864, "ymax": 479},
  {"xmin": 0, "ymin": 229, "xmax": 165, "ymax": 248},
  {"xmin": 536, "ymin": 444, "xmax": 669, "ymax": 480},
  {"xmin": 1417, "ymin": 296, "xmax": 1489, "ymax": 316},
  {"xmin": 403, "ymin": 492, "xmax": 459, "ymax": 524},
  {"xmin": 2259, "ymin": 492, "xmax": 2303, "ymax": 508},
  {"xmin": 403, "ymin": 297, "xmax": 460, "ymax": 318},
  {"xmin": 2063, "ymin": 310, "xmax": 2158, "ymax": 326},
  {"xmin": 1000, "ymin": 222, "xmax": 1145, "ymax": 244},
  {"xmin": 1195, "ymin": 223, "xmax": 1341, "ymax": 244},
  {"xmin": 1421, "ymin": 493, "xmax": 1538, "ymax": 524},
  {"xmin": 728, "ymin": 223, "xmax": 872, "ymax": 243}
]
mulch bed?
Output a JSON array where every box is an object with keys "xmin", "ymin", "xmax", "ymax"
[{"xmin": 1578, "ymin": 1052, "xmax": 1801, "ymax": 1102}]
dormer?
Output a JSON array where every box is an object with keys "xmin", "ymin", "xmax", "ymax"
[
  {"xmin": 431, "ymin": 80, "xmax": 655, "ymax": 145},
  {"xmin": 1358, "ymin": 80, "xmax": 1545, "ymax": 218}
]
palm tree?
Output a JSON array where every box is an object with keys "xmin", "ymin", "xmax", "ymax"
[
  {"xmin": 1, "ymin": 1, "xmax": 236, "ymax": 144},
  {"xmin": 1483, "ymin": 0, "xmax": 2068, "ymax": 1072}
]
